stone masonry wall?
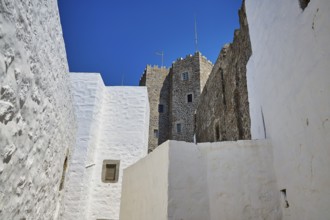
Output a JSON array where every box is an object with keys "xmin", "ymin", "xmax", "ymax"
[
  {"xmin": 196, "ymin": 1, "xmax": 251, "ymax": 142},
  {"xmin": 170, "ymin": 53, "xmax": 213, "ymax": 142},
  {"xmin": 139, "ymin": 66, "xmax": 170, "ymax": 151},
  {"xmin": 0, "ymin": 0, "xmax": 76, "ymax": 219}
]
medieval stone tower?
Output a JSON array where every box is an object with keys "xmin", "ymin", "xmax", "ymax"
[
  {"xmin": 140, "ymin": 52, "xmax": 213, "ymax": 151},
  {"xmin": 139, "ymin": 66, "xmax": 171, "ymax": 152}
]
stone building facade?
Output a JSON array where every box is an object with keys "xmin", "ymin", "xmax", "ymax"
[
  {"xmin": 195, "ymin": 1, "xmax": 251, "ymax": 142},
  {"xmin": 141, "ymin": 1, "xmax": 251, "ymax": 148},
  {"xmin": 170, "ymin": 53, "xmax": 213, "ymax": 142},
  {"xmin": 140, "ymin": 52, "xmax": 213, "ymax": 151},
  {"xmin": 139, "ymin": 66, "xmax": 170, "ymax": 152}
]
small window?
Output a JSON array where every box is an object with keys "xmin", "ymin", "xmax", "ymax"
[
  {"xmin": 181, "ymin": 72, "xmax": 189, "ymax": 81},
  {"xmin": 215, "ymin": 124, "xmax": 220, "ymax": 141},
  {"xmin": 158, "ymin": 104, "xmax": 164, "ymax": 113},
  {"xmin": 187, "ymin": 94, "xmax": 193, "ymax": 103},
  {"xmin": 154, "ymin": 129, "xmax": 159, "ymax": 138},
  {"xmin": 176, "ymin": 123, "xmax": 182, "ymax": 133},
  {"xmin": 102, "ymin": 160, "xmax": 120, "ymax": 183}
]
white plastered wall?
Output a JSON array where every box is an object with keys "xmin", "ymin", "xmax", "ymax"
[
  {"xmin": 63, "ymin": 73, "xmax": 149, "ymax": 220},
  {"xmin": 120, "ymin": 140, "xmax": 280, "ymax": 220},
  {"xmin": 61, "ymin": 73, "xmax": 105, "ymax": 219},
  {"xmin": 200, "ymin": 140, "xmax": 281, "ymax": 220},
  {"xmin": 245, "ymin": 0, "xmax": 330, "ymax": 219},
  {"xmin": 88, "ymin": 86, "xmax": 149, "ymax": 220},
  {"xmin": 0, "ymin": 1, "xmax": 76, "ymax": 219},
  {"xmin": 120, "ymin": 141, "xmax": 169, "ymax": 220}
]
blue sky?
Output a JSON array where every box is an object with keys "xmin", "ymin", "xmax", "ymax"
[{"xmin": 58, "ymin": 0, "xmax": 242, "ymax": 86}]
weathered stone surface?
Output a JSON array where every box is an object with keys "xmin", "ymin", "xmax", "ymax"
[
  {"xmin": 140, "ymin": 66, "xmax": 170, "ymax": 152},
  {"xmin": 0, "ymin": 0, "xmax": 76, "ymax": 219},
  {"xmin": 140, "ymin": 53, "xmax": 213, "ymax": 151},
  {"xmin": 170, "ymin": 52, "xmax": 213, "ymax": 142},
  {"xmin": 196, "ymin": 1, "xmax": 251, "ymax": 143}
]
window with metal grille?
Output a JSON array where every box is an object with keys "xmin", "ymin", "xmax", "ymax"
[{"xmin": 181, "ymin": 72, "xmax": 189, "ymax": 81}]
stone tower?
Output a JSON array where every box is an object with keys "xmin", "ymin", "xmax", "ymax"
[
  {"xmin": 169, "ymin": 52, "xmax": 213, "ymax": 142},
  {"xmin": 140, "ymin": 52, "xmax": 213, "ymax": 151},
  {"xmin": 139, "ymin": 65, "xmax": 170, "ymax": 152}
]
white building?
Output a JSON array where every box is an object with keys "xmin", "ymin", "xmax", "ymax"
[
  {"xmin": 120, "ymin": 0, "xmax": 330, "ymax": 219},
  {"xmin": 1, "ymin": 0, "xmax": 329, "ymax": 219},
  {"xmin": 61, "ymin": 73, "xmax": 149, "ymax": 220}
]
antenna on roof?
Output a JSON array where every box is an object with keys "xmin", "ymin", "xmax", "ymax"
[
  {"xmin": 194, "ymin": 15, "xmax": 199, "ymax": 52},
  {"xmin": 155, "ymin": 51, "xmax": 164, "ymax": 67}
]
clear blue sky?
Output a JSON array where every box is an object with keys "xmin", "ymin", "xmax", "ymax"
[{"xmin": 58, "ymin": 0, "xmax": 242, "ymax": 86}]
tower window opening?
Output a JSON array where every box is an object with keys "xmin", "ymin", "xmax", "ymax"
[
  {"xmin": 181, "ymin": 72, "xmax": 189, "ymax": 81},
  {"xmin": 158, "ymin": 104, "xmax": 164, "ymax": 113},
  {"xmin": 154, "ymin": 129, "xmax": 159, "ymax": 138},
  {"xmin": 215, "ymin": 124, "xmax": 220, "ymax": 141},
  {"xmin": 176, "ymin": 123, "xmax": 182, "ymax": 133},
  {"xmin": 187, "ymin": 94, "xmax": 193, "ymax": 103}
]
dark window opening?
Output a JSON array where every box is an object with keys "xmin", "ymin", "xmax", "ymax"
[
  {"xmin": 158, "ymin": 104, "xmax": 164, "ymax": 113},
  {"xmin": 176, "ymin": 123, "xmax": 182, "ymax": 133},
  {"xmin": 215, "ymin": 124, "xmax": 220, "ymax": 141},
  {"xmin": 154, "ymin": 129, "xmax": 159, "ymax": 138},
  {"xmin": 187, "ymin": 94, "xmax": 193, "ymax": 103},
  {"xmin": 59, "ymin": 156, "xmax": 68, "ymax": 191},
  {"xmin": 102, "ymin": 160, "xmax": 120, "ymax": 183},
  {"xmin": 299, "ymin": 0, "xmax": 310, "ymax": 10},
  {"xmin": 220, "ymin": 69, "xmax": 226, "ymax": 108}
]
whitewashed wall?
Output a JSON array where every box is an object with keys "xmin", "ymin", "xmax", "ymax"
[
  {"xmin": 61, "ymin": 73, "xmax": 105, "ymax": 219},
  {"xmin": 200, "ymin": 140, "xmax": 281, "ymax": 220},
  {"xmin": 0, "ymin": 0, "xmax": 76, "ymax": 219},
  {"xmin": 88, "ymin": 86, "xmax": 149, "ymax": 220},
  {"xmin": 120, "ymin": 140, "xmax": 279, "ymax": 220},
  {"xmin": 63, "ymin": 73, "xmax": 149, "ymax": 220},
  {"xmin": 168, "ymin": 141, "xmax": 210, "ymax": 220},
  {"xmin": 120, "ymin": 142, "xmax": 169, "ymax": 220},
  {"xmin": 246, "ymin": 0, "xmax": 330, "ymax": 219}
]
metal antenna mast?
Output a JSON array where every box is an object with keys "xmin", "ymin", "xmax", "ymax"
[
  {"xmin": 194, "ymin": 15, "xmax": 199, "ymax": 52},
  {"xmin": 155, "ymin": 51, "xmax": 164, "ymax": 67}
]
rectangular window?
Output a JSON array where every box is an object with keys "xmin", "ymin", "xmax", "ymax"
[
  {"xmin": 187, "ymin": 94, "xmax": 193, "ymax": 103},
  {"xmin": 158, "ymin": 104, "xmax": 164, "ymax": 113},
  {"xmin": 102, "ymin": 160, "xmax": 120, "ymax": 183},
  {"xmin": 181, "ymin": 72, "xmax": 189, "ymax": 81},
  {"xmin": 105, "ymin": 164, "xmax": 116, "ymax": 181},
  {"xmin": 176, "ymin": 123, "xmax": 182, "ymax": 133},
  {"xmin": 154, "ymin": 129, "xmax": 159, "ymax": 138}
]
